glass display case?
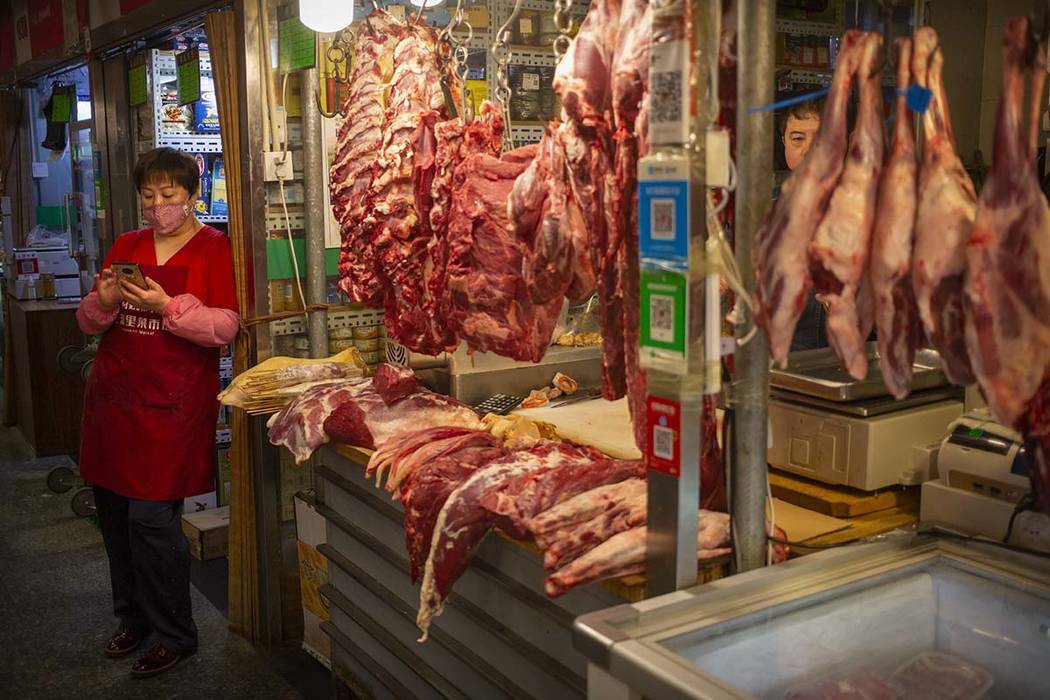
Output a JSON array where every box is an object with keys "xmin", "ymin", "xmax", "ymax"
[{"xmin": 575, "ymin": 537, "xmax": 1050, "ymax": 699}]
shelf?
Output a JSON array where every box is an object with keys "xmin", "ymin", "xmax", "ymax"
[
  {"xmin": 776, "ymin": 18, "xmax": 842, "ymax": 37},
  {"xmin": 198, "ymin": 214, "xmax": 228, "ymax": 224},
  {"xmin": 269, "ymin": 306, "xmax": 385, "ymax": 337},
  {"xmin": 156, "ymin": 134, "xmax": 223, "ymax": 153}
]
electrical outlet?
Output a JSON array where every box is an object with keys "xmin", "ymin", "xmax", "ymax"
[
  {"xmin": 706, "ymin": 128, "xmax": 732, "ymax": 188},
  {"xmin": 1011, "ymin": 510, "xmax": 1050, "ymax": 553},
  {"xmin": 264, "ymin": 151, "xmax": 294, "ymax": 182}
]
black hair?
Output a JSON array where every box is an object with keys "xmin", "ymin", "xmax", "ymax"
[{"xmin": 133, "ymin": 147, "xmax": 200, "ymax": 195}]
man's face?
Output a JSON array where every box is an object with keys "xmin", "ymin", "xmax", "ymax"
[{"xmin": 783, "ymin": 113, "xmax": 821, "ymax": 171}]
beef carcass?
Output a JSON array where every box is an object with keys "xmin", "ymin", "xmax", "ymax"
[
  {"xmin": 753, "ymin": 31, "xmax": 867, "ymax": 366},
  {"xmin": 416, "ymin": 442, "xmax": 606, "ymax": 639},
  {"xmin": 400, "ymin": 443, "xmax": 506, "ymax": 582},
  {"xmin": 444, "ymin": 146, "xmax": 565, "ymax": 361},
  {"xmin": 809, "ymin": 33, "xmax": 884, "ymax": 380},
  {"xmin": 331, "ymin": 12, "xmax": 401, "ymax": 305},
  {"xmin": 871, "ymin": 38, "xmax": 922, "ymax": 399},
  {"xmin": 319, "ymin": 390, "xmax": 482, "ymax": 455},
  {"xmin": 911, "ymin": 27, "xmax": 978, "ymax": 386},
  {"xmin": 544, "ymin": 512, "xmax": 733, "ymax": 597},
  {"xmin": 964, "ymin": 17, "xmax": 1050, "ymax": 511}
]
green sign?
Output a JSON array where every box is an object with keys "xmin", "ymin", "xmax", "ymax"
[
  {"xmin": 128, "ymin": 62, "xmax": 148, "ymax": 107},
  {"xmin": 50, "ymin": 91, "xmax": 72, "ymax": 123},
  {"xmin": 177, "ymin": 48, "xmax": 202, "ymax": 106},
  {"xmin": 279, "ymin": 17, "xmax": 317, "ymax": 72},
  {"xmin": 640, "ymin": 267, "xmax": 688, "ymax": 369}
]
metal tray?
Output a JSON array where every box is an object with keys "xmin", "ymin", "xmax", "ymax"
[{"xmin": 769, "ymin": 343, "xmax": 948, "ymax": 402}]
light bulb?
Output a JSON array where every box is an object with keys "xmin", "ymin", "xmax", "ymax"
[
  {"xmin": 408, "ymin": 0, "xmax": 444, "ymax": 7},
  {"xmin": 299, "ymin": 0, "xmax": 355, "ymax": 33}
]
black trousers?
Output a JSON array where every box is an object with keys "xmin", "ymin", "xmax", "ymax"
[{"xmin": 93, "ymin": 486, "xmax": 198, "ymax": 654}]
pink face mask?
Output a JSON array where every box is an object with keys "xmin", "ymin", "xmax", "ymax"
[{"xmin": 144, "ymin": 201, "xmax": 192, "ymax": 235}]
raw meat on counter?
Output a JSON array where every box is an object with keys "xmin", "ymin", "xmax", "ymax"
[
  {"xmin": 416, "ymin": 442, "xmax": 635, "ymax": 639},
  {"xmin": 753, "ymin": 31, "xmax": 867, "ymax": 366},
  {"xmin": 809, "ymin": 33, "xmax": 884, "ymax": 380},
  {"xmin": 544, "ymin": 513, "xmax": 733, "ymax": 597},
  {"xmin": 372, "ymin": 362, "xmax": 417, "ymax": 404},
  {"xmin": 964, "ymin": 17, "xmax": 1050, "ymax": 511},
  {"xmin": 911, "ymin": 27, "xmax": 978, "ymax": 386},
  {"xmin": 385, "ymin": 429, "xmax": 503, "ymax": 498},
  {"xmin": 365, "ymin": 425, "xmax": 479, "ymax": 485},
  {"xmin": 267, "ymin": 365, "xmax": 482, "ymax": 462},
  {"xmin": 871, "ymin": 38, "xmax": 922, "ymax": 400},
  {"xmin": 528, "ymin": 478, "xmax": 648, "ymax": 549}
]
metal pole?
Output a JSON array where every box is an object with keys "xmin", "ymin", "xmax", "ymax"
[
  {"xmin": 301, "ymin": 67, "xmax": 329, "ymax": 358},
  {"xmin": 733, "ymin": 0, "xmax": 774, "ymax": 573}
]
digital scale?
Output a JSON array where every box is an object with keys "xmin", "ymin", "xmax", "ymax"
[{"xmin": 768, "ymin": 345, "xmax": 964, "ymax": 490}]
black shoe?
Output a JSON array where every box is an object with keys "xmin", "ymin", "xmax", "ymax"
[
  {"xmin": 104, "ymin": 625, "xmax": 145, "ymax": 658},
  {"xmin": 129, "ymin": 643, "xmax": 196, "ymax": 678}
]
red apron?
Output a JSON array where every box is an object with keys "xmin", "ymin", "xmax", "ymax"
[{"xmin": 80, "ymin": 228, "xmax": 226, "ymax": 500}]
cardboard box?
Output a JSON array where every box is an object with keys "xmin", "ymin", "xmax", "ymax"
[
  {"xmin": 295, "ymin": 492, "xmax": 330, "ymax": 665},
  {"xmin": 182, "ymin": 505, "xmax": 230, "ymax": 560},
  {"xmin": 184, "ymin": 490, "xmax": 217, "ymax": 513},
  {"xmin": 281, "ymin": 452, "xmax": 313, "ymax": 521}
]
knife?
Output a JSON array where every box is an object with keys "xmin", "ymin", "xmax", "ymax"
[{"xmin": 548, "ymin": 387, "xmax": 603, "ymax": 408}]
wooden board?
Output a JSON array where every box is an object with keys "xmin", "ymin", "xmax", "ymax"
[
  {"xmin": 514, "ymin": 397, "xmax": 642, "ymax": 460},
  {"xmin": 772, "ymin": 498, "xmax": 851, "ymax": 542},
  {"xmin": 770, "ymin": 469, "xmax": 920, "ymax": 518}
]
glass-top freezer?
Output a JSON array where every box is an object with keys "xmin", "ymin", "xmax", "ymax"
[{"xmin": 575, "ymin": 537, "xmax": 1050, "ymax": 700}]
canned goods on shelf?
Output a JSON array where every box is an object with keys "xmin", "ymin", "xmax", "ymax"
[
  {"xmin": 352, "ymin": 325, "xmax": 380, "ymax": 340},
  {"xmin": 353, "ymin": 337, "xmax": 380, "ymax": 353},
  {"xmin": 293, "ymin": 335, "xmax": 310, "ymax": 351},
  {"xmin": 328, "ymin": 338, "xmax": 356, "ymax": 354},
  {"xmin": 329, "ymin": 327, "xmax": 355, "ymax": 340},
  {"xmin": 359, "ymin": 350, "xmax": 380, "ymax": 365}
]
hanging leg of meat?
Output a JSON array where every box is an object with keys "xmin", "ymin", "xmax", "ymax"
[
  {"xmin": 964, "ymin": 17, "xmax": 1050, "ymax": 511},
  {"xmin": 753, "ymin": 31, "xmax": 867, "ymax": 366},
  {"xmin": 552, "ymin": 0, "xmax": 623, "ymax": 129},
  {"xmin": 872, "ymin": 38, "xmax": 922, "ymax": 399},
  {"xmin": 911, "ymin": 27, "xmax": 978, "ymax": 386},
  {"xmin": 809, "ymin": 33, "xmax": 885, "ymax": 380}
]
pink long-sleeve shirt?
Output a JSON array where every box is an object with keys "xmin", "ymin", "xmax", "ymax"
[{"xmin": 77, "ymin": 291, "xmax": 239, "ymax": 347}]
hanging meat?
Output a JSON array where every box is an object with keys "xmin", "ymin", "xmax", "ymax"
[
  {"xmin": 809, "ymin": 33, "xmax": 884, "ymax": 380},
  {"xmin": 330, "ymin": 12, "xmax": 401, "ymax": 305},
  {"xmin": 964, "ymin": 17, "xmax": 1050, "ymax": 511},
  {"xmin": 870, "ymin": 38, "xmax": 922, "ymax": 399},
  {"xmin": 753, "ymin": 31, "xmax": 867, "ymax": 366},
  {"xmin": 911, "ymin": 27, "xmax": 978, "ymax": 386}
]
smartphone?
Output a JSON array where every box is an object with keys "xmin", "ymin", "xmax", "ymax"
[{"xmin": 113, "ymin": 261, "xmax": 149, "ymax": 290}]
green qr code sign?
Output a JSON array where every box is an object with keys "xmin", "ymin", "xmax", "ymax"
[
  {"xmin": 177, "ymin": 48, "xmax": 202, "ymax": 106},
  {"xmin": 640, "ymin": 268, "xmax": 687, "ymax": 355},
  {"xmin": 279, "ymin": 17, "xmax": 317, "ymax": 72},
  {"xmin": 128, "ymin": 63, "xmax": 148, "ymax": 107}
]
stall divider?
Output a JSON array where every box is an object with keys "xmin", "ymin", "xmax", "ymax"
[{"xmin": 301, "ymin": 66, "xmax": 329, "ymax": 358}]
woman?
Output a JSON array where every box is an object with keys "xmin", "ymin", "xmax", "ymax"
[{"xmin": 76, "ymin": 147, "xmax": 239, "ymax": 678}]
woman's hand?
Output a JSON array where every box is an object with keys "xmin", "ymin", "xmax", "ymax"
[
  {"xmin": 96, "ymin": 269, "xmax": 122, "ymax": 310},
  {"xmin": 119, "ymin": 276, "xmax": 172, "ymax": 313}
]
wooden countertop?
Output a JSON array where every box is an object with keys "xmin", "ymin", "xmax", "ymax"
[{"xmin": 9, "ymin": 296, "xmax": 82, "ymax": 312}]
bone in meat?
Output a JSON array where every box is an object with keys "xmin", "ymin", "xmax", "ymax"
[
  {"xmin": 911, "ymin": 27, "xmax": 978, "ymax": 386},
  {"xmin": 964, "ymin": 17, "xmax": 1050, "ymax": 511},
  {"xmin": 753, "ymin": 31, "xmax": 867, "ymax": 366},
  {"xmin": 809, "ymin": 33, "xmax": 885, "ymax": 380}
]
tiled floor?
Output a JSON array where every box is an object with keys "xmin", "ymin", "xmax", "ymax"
[{"xmin": 0, "ymin": 426, "xmax": 332, "ymax": 699}]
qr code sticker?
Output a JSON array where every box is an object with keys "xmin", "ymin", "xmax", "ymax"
[
  {"xmin": 653, "ymin": 425, "xmax": 674, "ymax": 461},
  {"xmin": 651, "ymin": 198, "xmax": 675, "ymax": 241},
  {"xmin": 650, "ymin": 294, "xmax": 675, "ymax": 343},
  {"xmin": 651, "ymin": 70, "xmax": 683, "ymax": 125}
]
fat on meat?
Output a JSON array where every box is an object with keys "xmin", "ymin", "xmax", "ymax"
[
  {"xmin": 543, "ymin": 490, "xmax": 648, "ymax": 571},
  {"xmin": 753, "ymin": 31, "xmax": 867, "ymax": 366},
  {"xmin": 365, "ymin": 425, "xmax": 478, "ymax": 485},
  {"xmin": 400, "ymin": 443, "xmax": 506, "ymax": 582},
  {"xmin": 911, "ymin": 27, "xmax": 978, "ymax": 386},
  {"xmin": 809, "ymin": 33, "xmax": 884, "ymax": 380},
  {"xmin": 964, "ymin": 17, "xmax": 1050, "ymax": 511},
  {"xmin": 871, "ymin": 39, "xmax": 922, "ymax": 399},
  {"xmin": 544, "ymin": 513, "xmax": 733, "ymax": 597},
  {"xmin": 527, "ymin": 478, "xmax": 648, "ymax": 549},
  {"xmin": 416, "ymin": 442, "xmax": 606, "ymax": 639},
  {"xmin": 268, "ymin": 380, "xmax": 370, "ymax": 464},
  {"xmin": 322, "ymin": 393, "xmax": 482, "ymax": 455},
  {"xmin": 331, "ymin": 12, "xmax": 401, "ymax": 305}
]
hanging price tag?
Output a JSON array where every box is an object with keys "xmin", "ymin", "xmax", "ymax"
[
  {"xmin": 639, "ymin": 267, "xmax": 688, "ymax": 374},
  {"xmin": 176, "ymin": 47, "xmax": 202, "ymax": 106},
  {"xmin": 128, "ymin": 55, "xmax": 147, "ymax": 107}
]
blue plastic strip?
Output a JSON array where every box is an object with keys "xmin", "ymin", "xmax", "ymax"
[
  {"xmin": 746, "ymin": 88, "xmax": 830, "ymax": 114},
  {"xmin": 900, "ymin": 84, "xmax": 933, "ymax": 113}
]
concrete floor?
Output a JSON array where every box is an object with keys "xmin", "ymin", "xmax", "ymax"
[{"xmin": 0, "ymin": 426, "xmax": 332, "ymax": 699}]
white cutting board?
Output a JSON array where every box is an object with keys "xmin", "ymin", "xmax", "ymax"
[{"xmin": 515, "ymin": 397, "xmax": 643, "ymax": 460}]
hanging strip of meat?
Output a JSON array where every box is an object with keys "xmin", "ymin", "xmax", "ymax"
[
  {"xmin": 871, "ymin": 37, "xmax": 921, "ymax": 399},
  {"xmin": 809, "ymin": 33, "xmax": 884, "ymax": 380},
  {"xmin": 753, "ymin": 31, "xmax": 867, "ymax": 366},
  {"xmin": 911, "ymin": 27, "xmax": 978, "ymax": 386},
  {"xmin": 964, "ymin": 17, "xmax": 1050, "ymax": 511}
]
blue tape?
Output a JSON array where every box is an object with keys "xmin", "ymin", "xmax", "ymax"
[
  {"xmin": 900, "ymin": 84, "xmax": 933, "ymax": 113},
  {"xmin": 746, "ymin": 88, "xmax": 830, "ymax": 114}
]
